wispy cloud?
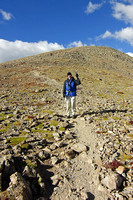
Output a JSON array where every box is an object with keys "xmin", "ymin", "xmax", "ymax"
[
  {"xmin": 99, "ymin": 30, "xmax": 113, "ymax": 39},
  {"xmin": 111, "ymin": 2, "xmax": 133, "ymax": 25},
  {"xmin": 126, "ymin": 52, "xmax": 133, "ymax": 57},
  {"xmin": 0, "ymin": 39, "xmax": 64, "ymax": 63},
  {"xmin": 0, "ymin": 9, "xmax": 13, "ymax": 21},
  {"xmin": 98, "ymin": 27, "xmax": 133, "ymax": 46},
  {"xmin": 67, "ymin": 41, "xmax": 87, "ymax": 48},
  {"xmin": 97, "ymin": 0, "xmax": 133, "ymax": 51},
  {"xmin": 85, "ymin": 1, "xmax": 103, "ymax": 14}
]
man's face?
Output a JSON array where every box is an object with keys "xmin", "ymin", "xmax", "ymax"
[{"xmin": 68, "ymin": 75, "xmax": 72, "ymax": 80}]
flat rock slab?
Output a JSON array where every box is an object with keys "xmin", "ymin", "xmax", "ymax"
[
  {"xmin": 116, "ymin": 166, "xmax": 126, "ymax": 174},
  {"xmin": 71, "ymin": 143, "xmax": 87, "ymax": 153},
  {"xmin": 101, "ymin": 173, "xmax": 123, "ymax": 191}
]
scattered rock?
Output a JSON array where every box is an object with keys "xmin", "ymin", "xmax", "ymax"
[
  {"xmin": 51, "ymin": 156, "xmax": 58, "ymax": 165},
  {"xmin": 71, "ymin": 143, "xmax": 88, "ymax": 153},
  {"xmin": 0, "ymin": 46, "xmax": 133, "ymax": 200},
  {"xmin": 65, "ymin": 149, "xmax": 76, "ymax": 159},
  {"xmin": 101, "ymin": 172, "xmax": 124, "ymax": 191},
  {"xmin": 8, "ymin": 172, "xmax": 32, "ymax": 200},
  {"xmin": 116, "ymin": 166, "xmax": 126, "ymax": 174}
]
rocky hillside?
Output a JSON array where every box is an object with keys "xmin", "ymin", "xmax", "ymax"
[{"xmin": 0, "ymin": 46, "xmax": 133, "ymax": 200}]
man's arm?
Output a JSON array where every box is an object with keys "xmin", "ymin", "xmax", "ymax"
[
  {"xmin": 75, "ymin": 73, "xmax": 81, "ymax": 86},
  {"xmin": 63, "ymin": 80, "xmax": 66, "ymax": 98}
]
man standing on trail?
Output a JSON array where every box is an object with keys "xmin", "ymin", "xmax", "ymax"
[{"xmin": 63, "ymin": 72, "xmax": 81, "ymax": 119}]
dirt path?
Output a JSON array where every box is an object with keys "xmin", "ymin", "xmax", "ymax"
[
  {"xmin": 68, "ymin": 117, "xmax": 108, "ymax": 200},
  {"xmin": 52, "ymin": 116, "xmax": 109, "ymax": 200}
]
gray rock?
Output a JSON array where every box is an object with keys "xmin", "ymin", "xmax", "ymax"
[
  {"xmin": 116, "ymin": 166, "xmax": 126, "ymax": 174},
  {"xmin": 51, "ymin": 174, "xmax": 61, "ymax": 186},
  {"xmin": 71, "ymin": 143, "xmax": 87, "ymax": 153},
  {"xmin": 65, "ymin": 149, "xmax": 76, "ymax": 159},
  {"xmin": 51, "ymin": 156, "xmax": 58, "ymax": 165},
  {"xmin": 22, "ymin": 165, "xmax": 37, "ymax": 178},
  {"xmin": 101, "ymin": 173, "xmax": 123, "ymax": 191},
  {"xmin": 8, "ymin": 172, "xmax": 32, "ymax": 200},
  {"xmin": 38, "ymin": 150, "xmax": 50, "ymax": 160}
]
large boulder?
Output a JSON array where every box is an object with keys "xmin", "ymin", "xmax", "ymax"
[
  {"xmin": 7, "ymin": 172, "xmax": 32, "ymax": 200},
  {"xmin": 71, "ymin": 143, "xmax": 87, "ymax": 153},
  {"xmin": 101, "ymin": 172, "xmax": 123, "ymax": 191}
]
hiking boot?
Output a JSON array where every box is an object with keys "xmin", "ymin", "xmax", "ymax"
[{"xmin": 72, "ymin": 115, "xmax": 76, "ymax": 119}]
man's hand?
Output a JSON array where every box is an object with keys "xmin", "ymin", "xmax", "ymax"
[{"xmin": 76, "ymin": 73, "xmax": 79, "ymax": 78}]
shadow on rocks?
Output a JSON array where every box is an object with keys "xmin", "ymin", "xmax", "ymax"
[
  {"xmin": 81, "ymin": 109, "xmax": 127, "ymax": 117},
  {"xmin": 87, "ymin": 192, "xmax": 95, "ymax": 200},
  {"xmin": 36, "ymin": 160, "xmax": 54, "ymax": 199}
]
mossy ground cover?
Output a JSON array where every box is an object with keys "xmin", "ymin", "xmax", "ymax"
[
  {"xmin": 30, "ymin": 121, "xmax": 54, "ymax": 139},
  {"xmin": 10, "ymin": 137, "xmax": 27, "ymax": 146},
  {"xmin": 119, "ymin": 154, "xmax": 133, "ymax": 162},
  {"xmin": 0, "ymin": 113, "xmax": 8, "ymax": 121},
  {"xmin": 25, "ymin": 159, "xmax": 37, "ymax": 168},
  {"xmin": 126, "ymin": 134, "xmax": 133, "ymax": 139},
  {"xmin": 19, "ymin": 131, "xmax": 30, "ymax": 136},
  {"xmin": 50, "ymin": 120, "xmax": 59, "ymax": 127},
  {"xmin": 0, "ymin": 123, "xmax": 12, "ymax": 133},
  {"xmin": 21, "ymin": 143, "xmax": 31, "ymax": 150},
  {"xmin": 59, "ymin": 127, "xmax": 65, "ymax": 131},
  {"xmin": 45, "ymin": 132, "xmax": 54, "ymax": 139},
  {"xmin": 42, "ymin": 110, "xmax": 54, "ymax": 115},
  {"xmin": 0, "ymin": 127, "xmax": 10, "ymax": 133}
]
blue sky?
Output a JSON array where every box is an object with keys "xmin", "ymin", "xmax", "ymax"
[{"xmin": 0, "ymin": 0, "xmax": 133, "ymax": 63}]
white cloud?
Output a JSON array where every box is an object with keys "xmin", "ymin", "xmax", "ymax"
[
  {"xmin": 85, "ymin": 2, "xmax": 103, "ymax": 14},
  {"xmin": 98, "ymin": 27, "xmax": 133, "ymax": 46},
  {"xmin": 100, "ymin": 30, "xmax": 113, "ymax": 39},
  {"xmin": 67, "ymin": 41, "xmax": 87, "ymax": 48},
  {"xmin": 0, "ymin": 39, "xmax": 64, "ymax": 63},
  {"xmin": 90, "ymin": 43, "xmax": 95, "ymax": 46},
  {"xmin": 0, "ymin": 9, "xmax": 13, "ymax": 20},
  {"xmin": 111, "ymin": 2, "xmax": 133, "ymax": 25},
  {"xmin": 97, "ymin": 1, "xmax": 133, "ymax": 47},
  {"xmin": 126, "ymin": 52, "xmax": 133, "ymax": 57},
  {"xmin": 114, "ymin": 27, "xmax": 133, "ymax": 45}
]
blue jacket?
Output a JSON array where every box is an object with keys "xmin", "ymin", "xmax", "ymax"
[{"xmin": 63, "ymin": 77, "xmax": 81, "ymax": 97}]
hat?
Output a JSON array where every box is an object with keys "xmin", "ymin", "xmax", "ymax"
[{"xmin": 67, "ymin": 72, "xmax": 72, "ymax": 76}]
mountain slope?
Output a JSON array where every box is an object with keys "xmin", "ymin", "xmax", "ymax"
[
  {"xmin": 0, "ymin": 46, "xmax": 133, "ymax": 100},
  {"xmin": 0, "ymin": 46, "xmax": 133, "ymax": 200}
]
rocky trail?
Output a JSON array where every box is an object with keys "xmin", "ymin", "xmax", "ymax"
[
  {"xmin": 0, "ymin": 46, "xmax": 133, "ymax": 200},
  {"xmin": 1, "ymin": 88, "xmax": 132, "ymax": 200},
  {"xmin": 50, "ymin": 116, "xmax": 107, "ymax": 200}
]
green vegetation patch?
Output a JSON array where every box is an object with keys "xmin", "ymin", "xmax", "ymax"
[
  {"xmin": 45, "ymin": 132, "xmax": 54, "ymax": 139},
  {"xmin": 21, "ymin": 143, "xmax": 31, "ymax": 150},
  {"xmin": 10, "ymin": 136, "xmax": 26, "ymax": 146},
  {"xmin": 42, "ymin": 110, "xmax": 54, "ymax": 115},
  {"xmin": 0, "ymin": 124, "xmax": 12, "ymax": 133},
  {"xmin": 59, "ymin": 127, "xmax": 65, "ymax": 131},
  {"xmin": 35, "ymin": 123, "xmax": 44, "ymax": 129},
  {"xmin": 102, "ymin": 116, "xmax": 109, "ymax": 121},
  {"xmin": 25, "ymin": 159, "xmax": 37, "ymax": 168},
  {"xmin": 0, "ymin": 113, "xmax": 7, "ymax": 121},
  {"xmin": 32, "ymin": 129, "xmax": 45, "ymax": 134},
  {"xmin": 39, "ymin": 130, "xmax": 54, "ymax": 140},
  {"xmin": 12, "ymin": 120, "xmax": 22, "ymax": 126},
  {"xmin": 19, "ymin": 131, "xmax": 29, "ymax": 136},
  {"xmin": 113, "ymin": 116, "xmax": 120, "ymax": 120},
  {"xmin": 126, "ymin": 134, "xmax": 133, "ymax": 139},
  {"xmin": 25, "ymin": 115, "xmax": 35, "ymax": 121},
  {"xmin": 50, "ymin": 120, "xmax": 59, "ymax": 127},
  {"xmin": 119, "ymin": 154, "xmax": 133, "ymax": 162}
]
